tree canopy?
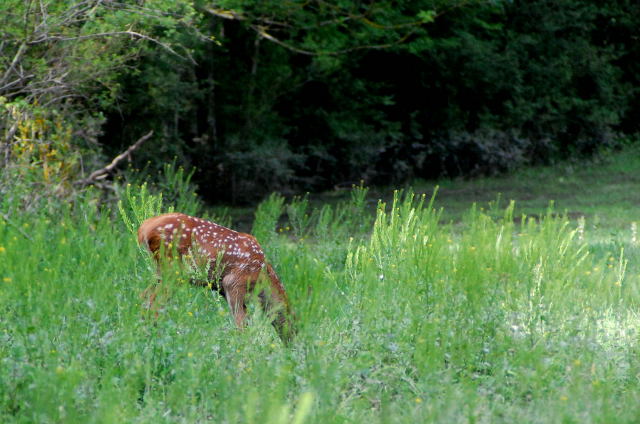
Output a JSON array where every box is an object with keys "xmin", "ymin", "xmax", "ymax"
[{"xmin": 2, "ymin": 0, "xmax": 639, "ymax": 203}]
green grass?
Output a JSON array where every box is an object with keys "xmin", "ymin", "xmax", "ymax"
[{"xmin": 1, "ymin": 147, "xmax": 640, "ymax": 422}]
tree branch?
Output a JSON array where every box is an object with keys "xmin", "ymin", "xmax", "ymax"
[
  {"xmin": 27, "ymin": 31, "xmax": 195, "ymax": 64},
  {"xmin": 0, "ymin": 42, "xmax": 28, "ymax": 89},
  {"xmin": 76, "ymin": 130, "xmax": 153, "ymax": 186},
  {"xmin": 204, "ymin": 6, "xmax": 424, "ymax": 57}
]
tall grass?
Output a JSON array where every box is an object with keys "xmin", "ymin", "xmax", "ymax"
[{"xmin": 1, "ymin": 172, "xmax": 639, "ymax": 422}]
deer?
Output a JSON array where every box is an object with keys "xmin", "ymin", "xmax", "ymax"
[{"xmin": 137, "ymin": 212, "xmax": 295, "ymax": 342}]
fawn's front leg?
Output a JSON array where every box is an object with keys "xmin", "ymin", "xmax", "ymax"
[{"xmin": 222, "ymin": 272, "xmax": 247, "ymax": 328}]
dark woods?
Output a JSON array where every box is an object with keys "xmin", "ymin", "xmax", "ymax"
[{"xmin": 3, "ymin": 1, "xmax": 639, "ymax": 204}]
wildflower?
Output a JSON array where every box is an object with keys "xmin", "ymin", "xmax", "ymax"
[
  {"xmin": 560, "ymin": 395, "xmax": 568, "ymax": 401},
  {"xmin": 415, "ymin": 397, "xmax": 423, "ymax": 404},
  {"xmin": 573, "ymin": 359, "xmax": 581, "ymax": 367},
  {"xmin": 0, "ymin": 246, "xmax": 4, "ymax": 253},
  {"xmin": 187, "ymin": 311, "xmax": 193, "ymax": 317},
  {"xmin": 188, "ymin": 352, "xmax": 193, "ymax": 358},
  {"xmin": 614, "ymin": 281, "xmax": 622, "ymax": 287},
  {"xmin": 3, "ymin": 277, "xmax": 11, "ymax": 283}
]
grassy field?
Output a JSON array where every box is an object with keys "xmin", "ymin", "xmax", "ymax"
[{"xmin": 1, "ymin": 147, "xmax": 640, "ymax": 423}]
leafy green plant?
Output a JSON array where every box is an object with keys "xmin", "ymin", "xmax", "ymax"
[
  {"xmin": 252, "ymin": 193, "xmax": 285, "ymax": 244},
  {"xmin": 286, "ymin": 194, "xmax": 311, "ymax": 238},
  {"xmin": 117, "ymin": 182, "xmax": 166, "ymax": 236}
]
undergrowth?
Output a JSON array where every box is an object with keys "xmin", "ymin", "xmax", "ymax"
[{"xmin": 1, "ymin": 164, "xmax": 639, "ymax": 423}]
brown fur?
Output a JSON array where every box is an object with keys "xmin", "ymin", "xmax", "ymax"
[{"xmin": 138, "ymin": 212, "xmax": 295, "ymax": 342}]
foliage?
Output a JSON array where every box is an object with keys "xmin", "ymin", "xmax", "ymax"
[
  {"xmin": 0, "ymin": 98, "xmax": 94, "ymax": 213},
  {"xmin": 0, "ymin": 0, "xmax": 204, "ymax": 206},
  {"xmin": 98, "ymin": 0, "xmax": 640, "ymax": 203},
  {"xmin": 0, "ymin": 0, "xmax": 199, "ymax": 108},
  {"xmin": 1, "ymin": 0, "xmax": 640, "ymax": 204}
]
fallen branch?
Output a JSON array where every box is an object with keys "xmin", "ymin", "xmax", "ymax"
[{"xmin": 76, "ymin": 130, "xmax": 153, "ymax": 186}]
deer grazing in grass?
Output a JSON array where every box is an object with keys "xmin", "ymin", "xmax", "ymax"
[{"xmin": 138, "ymin": 213, "xmax": 295, "ymax": 342}]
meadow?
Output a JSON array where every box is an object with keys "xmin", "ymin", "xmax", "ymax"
[{"xmin": 1, "ymin": 148, "xmax": 640, "ymax": 423}]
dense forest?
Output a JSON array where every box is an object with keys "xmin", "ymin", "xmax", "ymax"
[{"xmin": 1, "ymin": 0, "xmax": 639, "ymax": 204}]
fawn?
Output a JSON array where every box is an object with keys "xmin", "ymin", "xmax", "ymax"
[{"xmin": 138, "ymin": 213, "xmax": 295, "ymax": 342}]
